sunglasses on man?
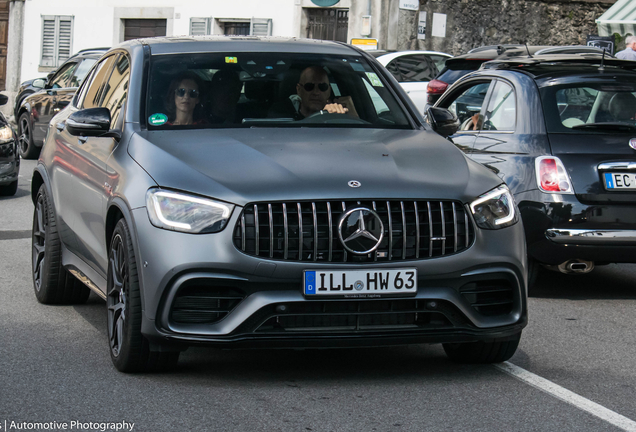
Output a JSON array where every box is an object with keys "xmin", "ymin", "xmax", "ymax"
[
  {"xmin": 175, "ymin": 88, "xmax": 200, "ymax": 98},
  {"xmin": 300, "ymin": 82, "xmax": 330, "ymax": 92}
]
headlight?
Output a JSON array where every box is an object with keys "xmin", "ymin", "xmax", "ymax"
[
  {"xmin": 0, "ymin": 125, "xmax": 14, "ymax": 144},
  {"xmin": 146, "ymin": 189, "xmax": 234, "ymax": 234},
  {"xmin": 470, "ymin": 185, "xmax": 518, "ymax": 230}
]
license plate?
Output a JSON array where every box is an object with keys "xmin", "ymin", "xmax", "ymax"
[
  {"xmin": 303, "ymin": 269, "xmax": 417, "ymax": 298},
  {"xmin": 604, "ymin": 172, "xmax": 636, "ymax": 190}
]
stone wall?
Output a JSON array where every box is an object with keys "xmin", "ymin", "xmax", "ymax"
[{"xmin": 396, "ymin": 0, "xmax": 616, "ymax": 55}]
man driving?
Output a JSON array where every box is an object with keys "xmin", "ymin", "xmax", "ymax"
[{"xmin": 270, "ymin": 66, "xmax": 356, "ymax": 120}]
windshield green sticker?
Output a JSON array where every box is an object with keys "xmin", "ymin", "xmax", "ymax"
[
  {"xmin": 366, "ymin": 72, "xmax": 384, "ymax": 87},
  {"xmin": 149, "ymin": 113, "xmax": 168, "ymax": 126}
]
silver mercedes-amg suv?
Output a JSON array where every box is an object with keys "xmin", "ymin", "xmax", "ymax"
[{"xmin": 31, "ymin": 37, "xmax": 527, "ymax": 372}]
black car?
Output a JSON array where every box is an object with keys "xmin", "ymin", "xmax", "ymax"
[
  {"xmin": 15, "ymin": 48, "xmax": 108, "ymax": 159},
  {"xmin": 0, "ymin": 93, "xmax": 19, "ymax": 196},
  {"xmin": 426, "ymin": 45, "xmax": 614, "ymax": 107},
  {"xmin": 31, "ymin": 36, "xmax": 527, "ymax": 372},
  {"xmin": 431, "ymin": 54, "xmax": 636, "ymax": 288}
]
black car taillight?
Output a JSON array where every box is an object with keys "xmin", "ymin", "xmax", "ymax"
[{"xmin": 427, "ymin": 79, "xmax": 449, "ymax": 104}]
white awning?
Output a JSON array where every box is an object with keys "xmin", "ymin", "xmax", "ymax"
[{"xmin": 596, "ymin": 0, "xmax": 636, "ymax": 36}]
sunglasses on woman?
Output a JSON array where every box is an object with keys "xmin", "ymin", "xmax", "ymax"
[
  {"xmin": 175, "ymin": 88, "xmax": 200, "ymax": 98},
  {"xmin": 301, "ymin": 82, "xmax": 330, "ymax": 92}
]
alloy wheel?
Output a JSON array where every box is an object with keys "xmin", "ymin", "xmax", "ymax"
[
  {"xmin": 19, "ymin": 116, "xmax": 31, "ymax": 156},
  {"xmin": 107, "ymin": 233, "xmax": 127, "ymax": 357},
  {"xmin": 32, "ymin": 193, "xmax": 47, "ymax": 292}
]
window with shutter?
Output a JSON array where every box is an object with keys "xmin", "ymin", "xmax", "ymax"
[
  {"xmin": 40, "ymin": 15, "xmax": 74, "ymax": 68},
  {"xmin": 190, "ymin": 18, "xmax": 211, "ymax": 36},
  {"xmin": 250, "ymin": 18, "xmax": 272, "ymax": 37}
]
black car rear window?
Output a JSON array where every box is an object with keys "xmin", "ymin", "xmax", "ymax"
[
  {"xmin": 540, "ymin": 82, "xmax": 636, "ymax": 133},
  {"xmin": 435, "ymin": 60, "xmax": 485, "ymax": 85},
  {"xmin": 146, "ymin": 52, "xmax": 411, "ymax": 129}
]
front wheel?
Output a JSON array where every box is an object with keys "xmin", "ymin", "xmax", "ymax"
[
  {"xmin": 443, "ymin": 332, "xmax": 522, "ymax": 364},
  {"xmin": 107, "ymin": 218, "xmax": 179, "ymax": 373}
]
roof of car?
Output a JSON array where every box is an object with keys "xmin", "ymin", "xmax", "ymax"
[
  {"xmin": 477, "ymin": 54, "xmax": 636, "ymax": 86},
  {"xmin": 125, "ymin": 36, "xmax": 361, "ymax": 56},
  {"xmin": 448, "ymin": 45, "xmax": 614, "ymax": 66},
  {"xmin": 481, "ymin": 54, "xmax": 636, "ymax": 74}
]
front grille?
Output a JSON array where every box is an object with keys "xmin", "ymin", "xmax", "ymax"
[
  {"xmin": 255, "ymin": 299, "xmax": 458, "ymax": 333},
  {"xmin": 170, "ymin": 285, "xmax": 245, "ymax": 324},
  {"xmin": 233, "ymin": 200, "xmax": 474, "ymax": 263},
  {"xmin": 460, "ymin": 280, "xmax": 514, "ymax": 316}
]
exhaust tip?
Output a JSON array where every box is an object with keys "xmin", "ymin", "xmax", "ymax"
[{"xmin": 557, "ymin": 260, "xmax": 595, "ymax": 274}]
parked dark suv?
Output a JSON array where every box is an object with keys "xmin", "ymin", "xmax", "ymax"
[
  {"xmin": 31, "ymin": 36, "xmax": 527, "ymax": 372},
  {"xmin": 15, "ymin": 48, "xmax": 108, "ymax": 159},
  {"xmin": 431, "ymin": 54, "xmax": 636, "ymax": 288},
  {"xmin": 426, "ymin": 45, "xmax": 614, "ymax": 107}
]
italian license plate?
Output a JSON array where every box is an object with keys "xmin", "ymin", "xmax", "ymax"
[
  {"xmin": 604, "ymin": 172, "xmax": 636, "ymax": 190},
  {"xmin": 303, "ymin": 269, "xmax": 417, "ymax": 298}
]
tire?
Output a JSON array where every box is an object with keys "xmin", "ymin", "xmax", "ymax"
[
  {"xmin": 527, "ymin": 257, "xmax": 540, "ymax": 296},
  {"xmin": 32, "ymin": 184, "xmax": 90, "ymax": 304},
  {"xmin": 0, "ymin": 180, "xmax": 18, "ymax": 196},
  {"xmin": 107, "ymin": 218, "xmax": 180, "ymax": 373},
  {"xmin": 18, "ymin": 112, "xmax": 39, "ymax": 159},
  {"xmin": 443, "ymin": 332, "xmax": 522, "ymax": 364}
]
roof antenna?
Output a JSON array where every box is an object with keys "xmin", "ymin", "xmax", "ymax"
[
  {"xmin": 599, "ymin": 48, "xmax": 606, "ymax": 72},
  {"xmin": 525, "ymin": 43, "xmax": 533, "ymax": 58}
]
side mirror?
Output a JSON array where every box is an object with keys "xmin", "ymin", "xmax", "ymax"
[
  {"xmin": 66, "ymin": 107, "xmax": 111, "ymax": 136},
  {"xmin": 426, "ymin": 106, "xmax": 459, "ymax": 138},
  {"xmin": 0, "ymin": 94, "xmax": 8, "ymax": 106},
  {"xmin": 32, "ymin": 78, "xmax": 46, "ymax": 89}
]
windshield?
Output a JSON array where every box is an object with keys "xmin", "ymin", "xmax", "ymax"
[
  {"xmin": 541, "ymin": 82, "xmax": 636, "ymax": 133},
  {"xmin": 146, "ymin": 52, "xmax": 411, "ymax": 129}
]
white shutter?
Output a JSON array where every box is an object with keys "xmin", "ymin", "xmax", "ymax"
[
  {"xmin": 41, "ymin": 17, "xmax": 56, "ymax": 67},
  {"xmin": 250, "ymin": 18, "xmax": 272, "ymax": 37},
  {"xmin": 40, "ymin": 15, "xmax": 74, "ymax": 67},
  {"xmin": 190, "ymin": 18, "xmax": 210, "ymax": 36},
  {"xmin": 58, "ymin": 18, "xmax": 73, "ymax": 63}
]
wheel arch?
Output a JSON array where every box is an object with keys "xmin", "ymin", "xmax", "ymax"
[
  {"xmin": 31, "ymin": 165, "xmax": 48, "ymax": 205},
  {"xmin": 106, "ymin": 197, "xmax": 147, "ymax": 312}
]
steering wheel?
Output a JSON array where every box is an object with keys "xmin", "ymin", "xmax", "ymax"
[
  {"xmin": 460, "ymin": 117, "xmax": 474, "ymax": 131},
  {"xmin": 298, "ymin": 111, "xmax": 370, "ymax": 125}
]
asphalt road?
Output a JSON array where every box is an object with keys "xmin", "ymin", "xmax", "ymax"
[{"xmin": 1, "ymin": 159, "xmax": 635, "ymax": 432}]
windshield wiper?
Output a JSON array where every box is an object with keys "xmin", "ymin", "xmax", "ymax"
[{"xmin": 571, "ymin": 122, "xmax": 636, "ymax": 131}]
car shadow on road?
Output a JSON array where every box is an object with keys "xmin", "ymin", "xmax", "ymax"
[
  {"xmin": 531, "ymin": 263, "xmax": 636, "ymax": 300},
  {"xmin": 174, "ymin": 343, "xmax": 500, "ymax": 383}
]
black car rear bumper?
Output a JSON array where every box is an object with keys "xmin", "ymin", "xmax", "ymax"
[{"xmin": 519, "ymin": 190, "xmax": 636, "ymax": 264}]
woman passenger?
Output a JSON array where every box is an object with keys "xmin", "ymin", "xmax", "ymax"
[{"xmin": 165, "ymin": 72, "xmax": 205, "ymax": 126}]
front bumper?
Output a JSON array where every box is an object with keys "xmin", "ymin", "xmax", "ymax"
[{"xmin": 131, "ymin": 206, "xmax": 528, "ymax": 349}]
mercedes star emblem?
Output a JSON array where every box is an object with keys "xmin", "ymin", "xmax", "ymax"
[
  {"xmin": 630, "ymin": 138, "xmax": 636, "ymax": 151},
  {"xmin": 348, "ymin": 180, "xmax": 361, "ymax": 188},
  {"xmin": 338, "ymin": 207, "xmax": 384, "ymax": 254}
]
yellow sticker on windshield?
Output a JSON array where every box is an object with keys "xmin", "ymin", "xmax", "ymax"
[
  {"xmin": 366, "ymin": 72, "xmax": 384, "ymax": 87},
  {"xmin": 225, "ymin": 56, "xmax": 238, "ymax": 64}
]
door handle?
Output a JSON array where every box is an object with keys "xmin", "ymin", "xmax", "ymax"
[
  {"xmin": 56, "ymin": 122, "xmax": 65, "ymax": 132},
  {"xmin": 78, "ymin": 136, "xmax": 88, "ymax": 144}
]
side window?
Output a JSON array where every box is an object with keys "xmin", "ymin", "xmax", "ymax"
[
  {"xmin": 48, "ymin": 62, "xmax": 77, "ymax": 89},
  {"xmin": 429, "ymin": 55, "xmax": 449, "ymax": 73},
  {"xmin": 99, "ymin": 55, "xmax": 130, "ymax": 129},
  {"xmin": 74, "ymin": 67, "xmax": 96, "ymax": 108},
  {"xmin": 443, "ymin": 81, "xmax": 492, "ymax": 131},
  {"xmin": 82, "ymin": 55, "xmax": 118, "ymax": 109},
  {"xmin": 483, "ymin": 81, "xmax": 516, "ymax": 131},
  {"xmin": 69, "ymin": 58, "xmax": 97, "ymax": 88},
  {"xmin": 386, "ymin": 55, "xmax": 440, "ymax": 83}
]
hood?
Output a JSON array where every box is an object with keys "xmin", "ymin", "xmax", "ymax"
[{"xmin": 129, "ymin": 128, "xmax": 500, "ymax": 206}]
